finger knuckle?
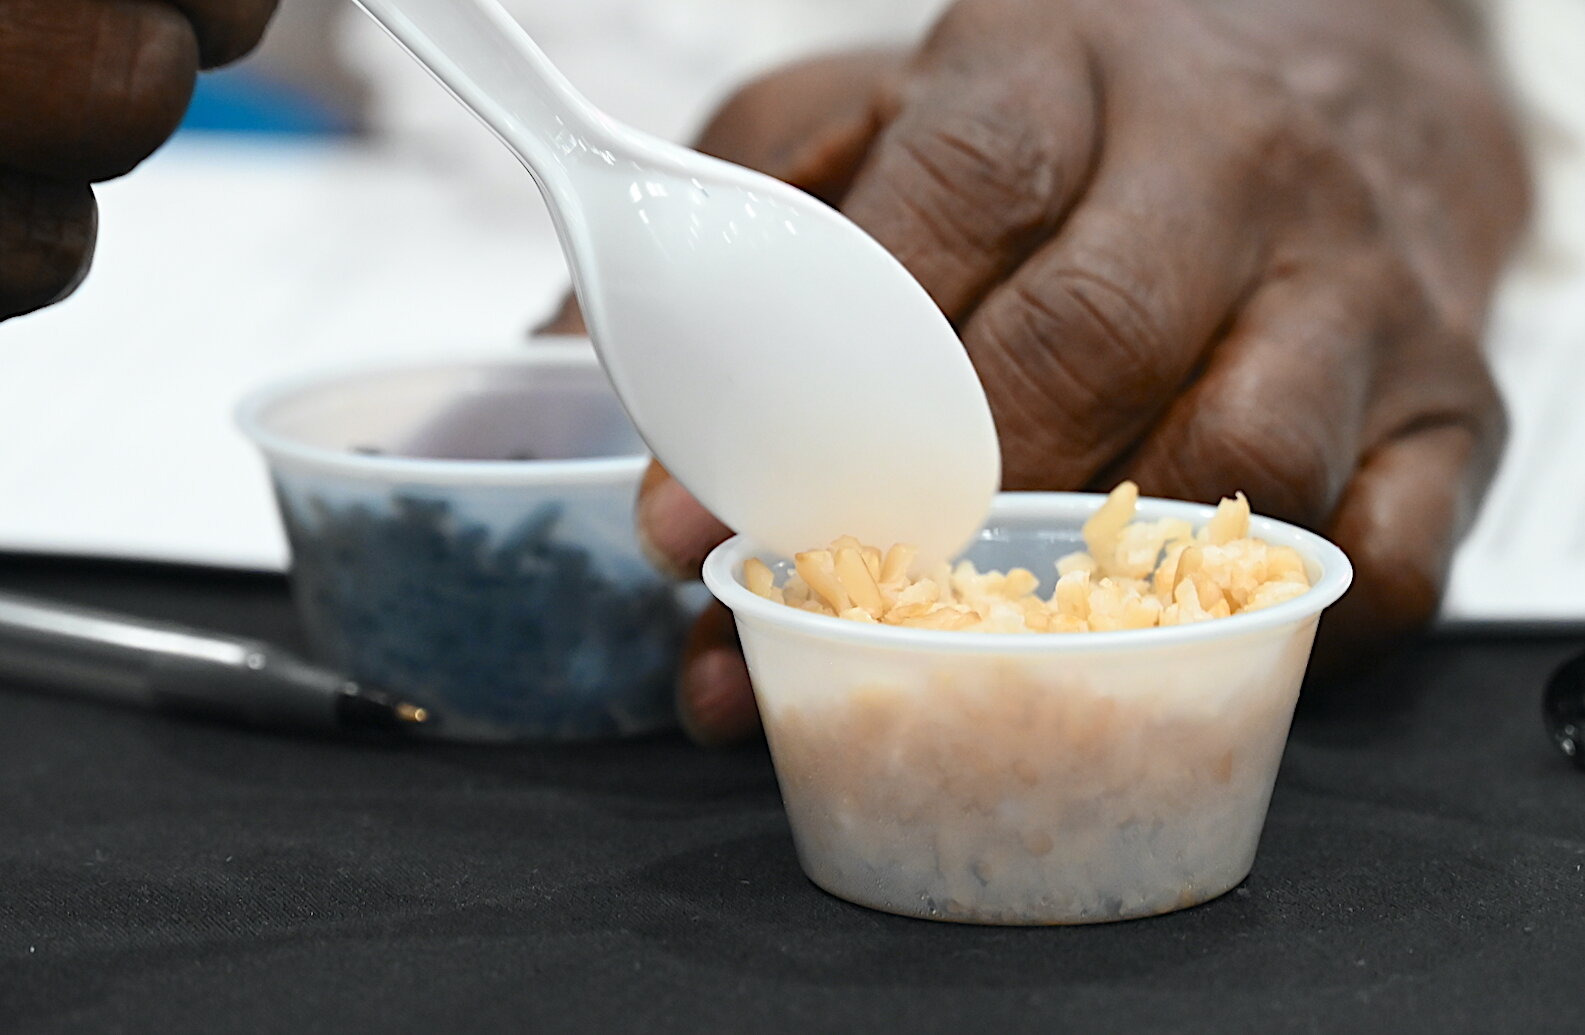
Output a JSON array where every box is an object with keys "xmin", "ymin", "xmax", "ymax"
[
  {"xmin": 1250, "ymin": 117, "xmax": 1331, "ymax": 192},
  {"xmin": 1181, "ymin": 396, "xmax": 1338, "ymax": 524},
  {"xmin": 1288, "ymin": 150, "xmax": 1382, "ymax": 242},
  {"xmin": 967, "ymin": 294, "xmax": 1116, "ymax": 485},
  {"xmin": 704, "ymin": 60, "xmax": 800, "ymax": 132},
  {"xmin": 1041, "ymin": 266, "xmax": 1175, "ymax": 404},
  {"xmin": 1202, "ymin": 73, "xmax": 1314, "ymax": 172},
  {"xmin": 1362, "ymin": 247, "xmax": 1421, "ymax": 301},
  {"xmin": 971, "ymin": 300, "xmax": 1094, "ymax": 437},
  {"xmin": 698, "ymin": 51, "xmax": 894, "ymax": 196},
  {"xmin": 1325, "ymin": 247, "xmax": 1423, "ymax": 331},
  {"xmin": 893, "ymin": 103, "xmax": 1064, "ymax": 246},
  {"xmin": 966, "ymin": 266, "xmax": 1176, "ymax": 484},
  {"xmin": 1212, "ymin": 74, "xmax": 1378, "ymax": 233},
  {"xmin": 695, "ymin": 75, "xmax": 795, "ymax": 168}
]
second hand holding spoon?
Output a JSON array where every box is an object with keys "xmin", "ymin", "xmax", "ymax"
[{"xmin": 351, "ymin": 0, "xmax": 1001, "ymax": 565}]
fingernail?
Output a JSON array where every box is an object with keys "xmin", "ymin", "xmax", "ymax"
[{"xmin": 677, "ymin": 647, "xmax": 758, "ymax": 747}]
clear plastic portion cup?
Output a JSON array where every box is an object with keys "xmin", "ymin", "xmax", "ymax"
[
  {"xmin": 237, "ymin": 345, "xmax": 693, "ymax": 741},
  {"xmin": 702, "ymin": 491, "xmax": 1352, "ymax": 924}
]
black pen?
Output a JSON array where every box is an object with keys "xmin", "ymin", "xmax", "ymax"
[{"xmin": 0, "ymin": 591, "xmax": 434, "ymax": 735}]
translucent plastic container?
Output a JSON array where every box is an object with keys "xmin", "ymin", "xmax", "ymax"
[
  {"xmin": 703, "ymin": 492, "xmax": 1352, "ymax": 924},
  {"xmin": 237, "ymin": 345, "xmax": 693, "ymax": 741}
]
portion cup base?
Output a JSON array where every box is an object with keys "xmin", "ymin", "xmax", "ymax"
[{"xmin": 801, "ymin": 865, "xmax": 1254, "ymax": 926}]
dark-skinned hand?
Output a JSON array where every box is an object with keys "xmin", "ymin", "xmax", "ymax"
[
  {"xmin": 0, "ymin": 0, "xmax": 277, "ymax": 321},
  {"xmin": 553, "ymin": 0, "xmax": 1535, "ymax": 746}
]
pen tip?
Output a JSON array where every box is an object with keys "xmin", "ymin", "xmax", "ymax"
[{"xmin": 337, "ymin": 682, "xmax": 437, "ymax": 734}]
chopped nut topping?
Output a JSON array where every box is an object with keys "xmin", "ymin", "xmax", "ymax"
[{"xmin": 744, "ymin": 483, "xmax": 1311, "ymax": 632}]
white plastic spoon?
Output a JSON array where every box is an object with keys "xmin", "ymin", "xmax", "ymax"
[{"xmin": 351, "ymin": 0, "xmax": 1000, "ymax": 564}]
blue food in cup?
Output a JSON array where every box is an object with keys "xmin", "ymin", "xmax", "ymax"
[
  {"xmin": 238, "ymin": 345, "xmax": 694, "ymax": 741},
  {"xmin": 276, "ymin": 488, "xmax": 687, "ymax": 739}
]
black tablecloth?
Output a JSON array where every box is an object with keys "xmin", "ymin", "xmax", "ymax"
[{"xmin": 2, "ymin": 555, "xmax": 1583, "ymax": 1034}]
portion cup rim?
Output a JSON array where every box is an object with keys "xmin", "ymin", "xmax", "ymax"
[
  {"xmin": 234, "ymin": 345, "xmax": 652, "ymax": 486},
  {"xmin": 702, "ymin": 490, "xmax": 1354, "ymax": 654}
]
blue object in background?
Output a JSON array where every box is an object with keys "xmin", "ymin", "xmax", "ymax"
[{"xmin": 179, "ymin": 66, "xmax": 355, "ymax": 137}]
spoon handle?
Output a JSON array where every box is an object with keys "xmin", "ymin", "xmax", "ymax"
[{"xmin": 349, "ymin": 0, "xmax": 609, "ymax": 201}]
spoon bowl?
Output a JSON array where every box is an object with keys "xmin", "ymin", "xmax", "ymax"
[{"xmin": 352, "ymin": 0, "xmax": 1000, "ymax": 563}]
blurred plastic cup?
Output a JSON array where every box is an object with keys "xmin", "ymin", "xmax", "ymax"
[
  {"xmin": 703, "ymin": 491, "xmax": 1352, "ymax": 924},
  {"xmin": 237, "ymin": 343, "xmax": 692, "ymax": 741}
]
